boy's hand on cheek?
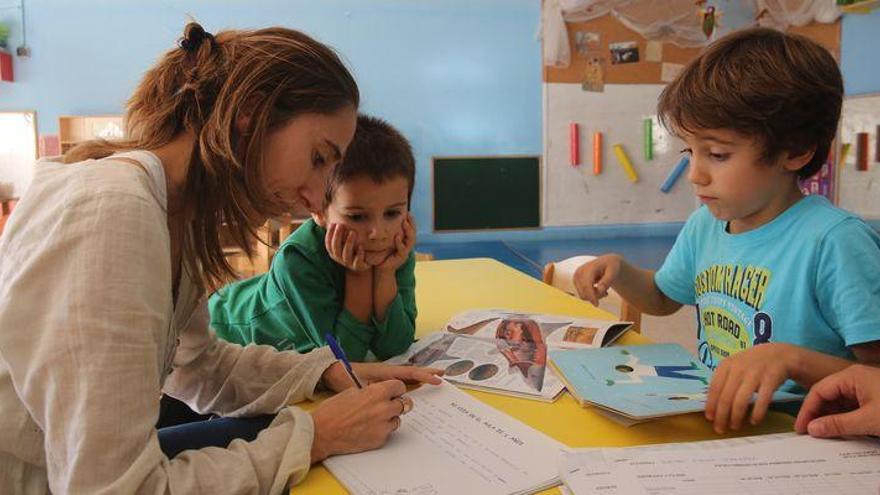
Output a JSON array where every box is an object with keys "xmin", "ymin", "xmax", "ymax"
[
  {"xmin": 325, "ymin": 223, "xmax": 370, "ymax": 272},
  {"xmin": 704, "ymin": 343, "xmax": 794, "ymax": 433},
  {"xmin": 376, "ymin": 214, "xmax": 416, "ymax": 273}
]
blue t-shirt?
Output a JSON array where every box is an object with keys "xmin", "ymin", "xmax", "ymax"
[{"xmin": 655, "ymin": 196, "xmax": 880, "ymax": 383}]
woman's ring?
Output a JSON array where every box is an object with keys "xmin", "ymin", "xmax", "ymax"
[{"xmin": 398, "ymin": 395, "xmax": 413, "ymax": 415}]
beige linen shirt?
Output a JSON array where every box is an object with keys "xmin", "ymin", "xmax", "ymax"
[{"xmin": 0, "ymin": 151, "xmax": 336, "ymax": 494}]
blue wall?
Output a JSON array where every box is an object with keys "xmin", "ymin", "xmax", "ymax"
[
  {"xmin": 1, "ymin": 1, "xmax": 878, "ymax": 242},
  {"xmin": 0, "ymin": 0, "xmax": 542, "ymax": 242},
  {"xmin": 842, "ymin": 7, "xmax": 880, "ymax": 96}
]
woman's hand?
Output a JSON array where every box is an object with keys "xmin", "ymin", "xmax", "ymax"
[
  {"xmin": 321, "ymin": 361, "xmax": 444, "ymax": 393},
  {"xmin": 795, "ymin": 364, "xmax": 880, "ymax": 438},
  {"xmin": 310, "ymin": 379, "xmax": 411, "ymax": 462},
  {"xmin": 573, "ymin": 254, "xmax": 622, "ymax": 306},
  {"xmin": 325, "ymin": 223, "xmax": 370, "ymax": 272},
  {"xmin": 376, "ymin": 215, "xmax": 416, "ymax": 272},
  {"xmin": 704, "ymin": 343, "xmax": 795, "ymax": 433}
]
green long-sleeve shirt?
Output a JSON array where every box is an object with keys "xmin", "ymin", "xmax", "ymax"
[{"xmin": 208, "ymin": 219, "xmax": 416, "ymax": 361}]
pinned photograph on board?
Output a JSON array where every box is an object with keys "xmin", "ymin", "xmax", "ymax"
[
  {"xmin": 581, "ymin": 57, "xmax": 605, "ymax": 92},
  {"xmin": 660, "ymin": 62, "xmax": 685, "ymax": 83},
  {"xmin": 645, "ymin": 40, "xmax": 663, "ymax": 63},
  {"xmin": 609, "ymin": 41, "xmax": 639, "ymax": 64},
  {"xmin": 574, "ymin": 31, "xmax": 600, "ymax": 56}
]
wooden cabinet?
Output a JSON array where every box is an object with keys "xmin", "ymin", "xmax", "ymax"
[
  {"xmin": 58, "ymin": 115, "xmax": 124, "ymax": 154},
  {"xmin": 221, "ymin": 214, "xmax": 310, "ymax": 280}
]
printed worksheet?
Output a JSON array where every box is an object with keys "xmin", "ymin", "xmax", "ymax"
[
  {"xmin": 559, "ymin": 433, "xmax": 798, "ymax": 485},
  {"xmin": 323, "ymin": 380, "xmax": 564, "ymax": 495},
  {"xmin": 560, "ymin": 433, "xmax": 880, "ymax": 494}
]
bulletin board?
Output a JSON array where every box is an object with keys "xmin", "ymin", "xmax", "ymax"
[
  {"xmin": 543, "ymin": 15, "xmax": 841, "ymax": 85},
  {"xmin": 543, "ymin": 15, "xmax": 702, "ymax": 85},
  {"xmin": 542, "ymin": 13, "xmax": 841, "ymax": 227},
  {"xmin": 543, "ymin": 84, "xmax": 696, "ymax": 226},
  {"xmin": 837, "ymin": 93, "xmax": 880, "ymax": 219}
]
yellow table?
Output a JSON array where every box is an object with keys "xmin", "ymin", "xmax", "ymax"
[{"xmin": 295, "ymin": 258, "xmax": 794, "ymax": 493}]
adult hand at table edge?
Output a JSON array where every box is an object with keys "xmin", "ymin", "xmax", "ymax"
[
  {"xmin": 794, "ymin": 364, "xmax": 880, "ymax": 438},
  {"xmin": 309, "ymin": 379, "xmax": 408, "ymax": 463}
]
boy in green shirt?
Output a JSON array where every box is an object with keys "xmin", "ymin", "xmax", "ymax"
[{"xmin": 209, "ymin": 115, "xmax": 417, "ymax": 360}]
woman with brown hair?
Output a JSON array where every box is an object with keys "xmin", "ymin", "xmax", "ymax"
[{"xmin": 0, "ymin": 23, "xmax": 439, "ymax": 493}]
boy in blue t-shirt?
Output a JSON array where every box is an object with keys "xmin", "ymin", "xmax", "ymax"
[{"xmin": 573, "ymin": 28, "xmax": 880, "ymax": 433}]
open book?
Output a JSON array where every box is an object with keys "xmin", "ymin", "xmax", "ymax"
[
  {"xmin": 388, "ymin": 309, "xmax": 633, "ymax": 402},
  {"xmin": 549, "ymin": 344, "xmax": 802, "ymax": 423}
]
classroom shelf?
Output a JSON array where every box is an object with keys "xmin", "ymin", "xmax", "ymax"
[{"xmin": 58, "ymin": 115, "xmax": 124, "ymax": 153}]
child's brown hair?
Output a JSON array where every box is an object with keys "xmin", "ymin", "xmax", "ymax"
[
  {"xmin": 658, "ymin": 27, "xmax": 842, "ymax": 179},
  {"xmin": 65, "ymin": 23, "xmax": 359, "ymax": 288},
  {"xmin": 324, "ymin": 115, "xmax": 415, "ymax": 207}
]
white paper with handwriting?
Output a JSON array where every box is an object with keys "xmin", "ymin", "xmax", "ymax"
[{"xmin": 323, "ymin": 380, "xmax": 564, "ymax": 495}]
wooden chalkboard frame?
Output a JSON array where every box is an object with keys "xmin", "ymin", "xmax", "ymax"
[{"xmin": 432, "ymin": 155, "xmax": 542, "ymax": 233}]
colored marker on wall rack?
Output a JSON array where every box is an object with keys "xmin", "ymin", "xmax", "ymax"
[
  {"xmin": 570, "ymin": 122, "xmax": 580, "ymax": 167},
  {"xmin": 644, "ymin": 118, "xmax": 653, "ymax": 161},
  {"xmin": 660, "ymin": 156, "xmax": 689, "ymax": 193},
  {"xmin": 593, "ymin": 132, "xmax": 602, "ymax": 175},
  {"xmin": 839, "ymin": 142, "xmax": 852, "ymax": 168},
  {"xmin": 876, "ymin": 125, "xmax": 880, "ymax": 163},
  {"xmin": 612, "ymin": 144, "xmax": 639, "ymax": 183},
  {"xmin": 856, "ymin": 132, "xmax": 869, "ymax": 171}
]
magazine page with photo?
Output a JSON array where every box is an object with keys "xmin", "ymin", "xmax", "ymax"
[
  {"xmin": 387, "ymin": 309, "xmax": 632, "ymax": 401},
  {"xmin": 445, "ymin": 309, "xmax": 632, "ymax": 349}
]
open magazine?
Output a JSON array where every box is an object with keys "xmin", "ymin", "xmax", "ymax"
[
  {"xmin": 388, "ymin": 309, "xmax": 633, "ymax": 402},
  {"xmin": 550, "ymin": 344, "xmax": 802, "ymax": 424}
]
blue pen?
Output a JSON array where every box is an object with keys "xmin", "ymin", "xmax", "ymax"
[{"xmin": 325, "ymin": 333, "xmax": 364, "ymax": 388}]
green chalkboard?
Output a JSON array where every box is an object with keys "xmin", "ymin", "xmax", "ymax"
[{"xmin": 433, "ymin": 156, "xmax": 540, "ymax": 231}]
